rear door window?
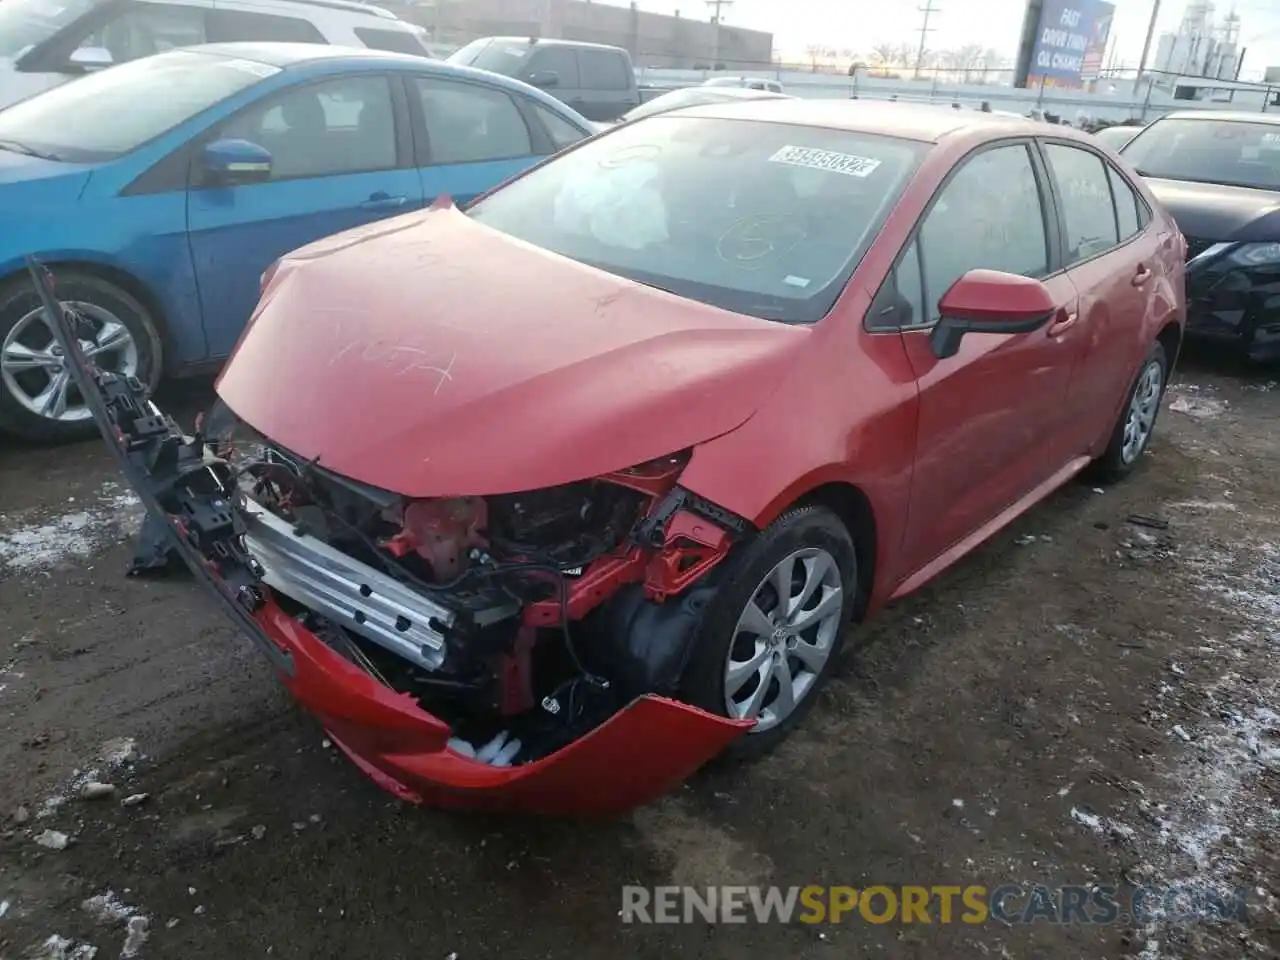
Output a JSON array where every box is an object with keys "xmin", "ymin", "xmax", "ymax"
[
  {"xmin": 206, "ymin": 10, "xmax": 325, "ymax": 43},
  {"xmin": 577, "ymin": 48, "xmax": 629, "ymax": 90},
  {"xmin": 413, "ymin": 76, "xmax": 532, "ymax": 163},
  {"xmin": 1042, "ymin": 143, "xmax": 1121, "ymax": 265},
  {"xmin": 1107, "ymin": 165, "xmax": 1142, "ymax": 242}
]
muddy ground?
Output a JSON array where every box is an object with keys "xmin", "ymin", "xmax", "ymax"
[{"xmin": 0, "ymin": 349, "xmax": 1278, "ymax": 960}]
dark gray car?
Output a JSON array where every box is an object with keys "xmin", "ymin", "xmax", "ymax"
[{"xmin": 447, "ymin": 36, "xmax": 639, "ymax": 122}]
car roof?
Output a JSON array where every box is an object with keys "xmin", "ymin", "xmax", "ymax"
[
  {"xmin": 668, "ymin": 98, "xmax": 1064, "ymax": 144},
  {"xmin": 183, "ymin": 41, "xmax": 420, "ymax": 67},
  {"xmin": 472, "ymin": 36, "xmax": 626, "ymax": 53},
  {"xmin": 179, "ymin": 43, "xmax": 592, "ymax": 122},
  {"xmin": 1160, "ymin": 110, "xmax": 1280, "ymax": 125}
]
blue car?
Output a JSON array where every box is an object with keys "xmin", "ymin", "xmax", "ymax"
[{"xmin": 0, "ymin": 42, "xmax": 595, "ymax": 441}]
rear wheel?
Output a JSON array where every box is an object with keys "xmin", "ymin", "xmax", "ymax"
[
  {"xmin": 0, "ymin": 272, "xmax": 163, "ymax": 444},
  {"xmin": 1091, "ymin": 340, "xmax": 1168, "ymax": 484},
  {"xmin": 682, "ymin": 506, "xmax": 857, "ymax": 759}
]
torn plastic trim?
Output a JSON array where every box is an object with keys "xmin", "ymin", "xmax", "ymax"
[{"xmin": 23, "ymin": 256, "xmax": 294, "ymax": 677}]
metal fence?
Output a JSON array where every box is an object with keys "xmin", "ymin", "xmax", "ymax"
[{"xmin": 411, "ymin": 23, "xmax": 1280, "ymax": 124}]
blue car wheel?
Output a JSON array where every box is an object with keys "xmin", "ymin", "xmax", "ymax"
[{"xmin": 0, "ymin": 272, "xmax": 163, "ymax": 443}]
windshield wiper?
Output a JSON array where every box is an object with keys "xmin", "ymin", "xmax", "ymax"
[{"xmin": 0, "ymin": 139, "xmax": 60, "ymax": 161}]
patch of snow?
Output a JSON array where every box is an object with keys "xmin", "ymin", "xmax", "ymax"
[
  {"xmin": 1070, "ymin": 806, "xmax": 1103, "ymax": 831},
  {"xmin": 0, "ymin": 485, "xmax": 141, "ymax": 572},
  {"xmin": 34, "ymin": 935, "xmax": 98, "ymax": 960},
  {"xmin": 120, "ymin": 916, "xmax": 149, "ymax": 958},
  {"xmin": 35, "ymin": 829, "xmax": 69, "ymax": 850},
  {"xmin": 40, "ymin": 738, "xmax": 139, "ymax": 819},
  {"xmin": 1168, "ymin": 395, "xmax": 1226, "ymax": 419},
  {"xmin": 82, "ymin": 892, "xmax": 137, "ymax": 925},
  {"xmin": 1116, "ymin": 534, "xmax": 1280, "ymax": 954}
]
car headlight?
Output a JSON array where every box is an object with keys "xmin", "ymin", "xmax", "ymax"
[{"xmin": 1228, "ymin": 242, "xmax": 1280, "ymax": 267}]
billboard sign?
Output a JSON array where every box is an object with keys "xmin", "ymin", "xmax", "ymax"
[
  {"xmin": 1079, "ymin": 0, "xmax": 1114, "ymax": 81},
  {"xmin": 1028, "ymin": 0, "xmax": 1104, "ymax": 85}
]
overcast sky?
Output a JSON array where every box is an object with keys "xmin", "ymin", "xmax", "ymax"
[{"xmin": 611, "ymin": 0, "xmax": 1280, "ymax": 79}]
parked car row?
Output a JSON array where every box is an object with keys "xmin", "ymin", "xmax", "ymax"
[
  {"xmin": 47, "ymin": 92, "xmax": 1192, "ymax": 813},
  {"xmin": 0, "ymin": 42, "xmax": 599, "ymax": 441}
]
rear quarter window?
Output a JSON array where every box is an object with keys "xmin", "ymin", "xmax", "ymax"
[{"xmin": 354, "ymin": 27, "xmax": 428, "ymax": 55}]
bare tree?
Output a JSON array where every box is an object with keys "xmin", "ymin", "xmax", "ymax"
[
  {"xmin": 892, "ymin": 42, "xmax": 914, "ymax": 68},
  {"xmin": 979, "ymin": 47, "xmax": 1006, "ymax": 83},
  {"xmin": 805, "ymin": 44, "xmax": 823, "ymax": 72},
  {"xmin": 871, "ymin": 42, "xmax": 897, "ymax": 66},
  {"xmin": 954, "ymin": 43, "xmax": 985, "ymax": 82}
]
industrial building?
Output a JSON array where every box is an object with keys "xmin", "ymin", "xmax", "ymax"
[
  {"xmin": 1152, "ymin": 0, "xmax": 1243, "ymax": 83},
  {"xmin": 390, "ymin": 0, "xmax": 775, "ymax": 69}
]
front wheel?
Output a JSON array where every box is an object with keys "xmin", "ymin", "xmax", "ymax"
[
  {"xmin": 1091, "ymin": 340, "xmax": 1169, "ymax": 484},
  {"xmin": 682, "ymin": 506, "xmax": 857, "ymax": 760},
  {"xmin": 0, "ymin": 272, "xmax": 163, "ymax": 444}
]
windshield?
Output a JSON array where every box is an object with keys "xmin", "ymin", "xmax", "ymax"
[
  {"xmin": 622, "ymin": 88, "xmax": 763, "ymax": 123},
  {"xmin": 467, "ymin": 116, "xmax": 927, "ymax": 324},
  {"xmin": 447, "ymin": 38, "xmax": 528, "ymax": 75},
  {"xmin": 0, "ymin": 50, "xmax": 278, "ymax": 162},
  {"xmin": 1122, "ymin": 117, "xmax": 1280, "ymax": 191},
  {"xmin": 0, "ymin": 0, "xmax": 103, "ymax": 58}
]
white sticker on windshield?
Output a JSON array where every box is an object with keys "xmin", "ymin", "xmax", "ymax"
[
  {"xmin": 768, "ymin": 145, "xmax": 881, "ymax": 178},
  {"xmin": 784, "ymin": 275, "xmax": 811, "ymax": 288},
  {"xmin": 222, "ymin": 58, "xmax": 279, "ymax": 78}
]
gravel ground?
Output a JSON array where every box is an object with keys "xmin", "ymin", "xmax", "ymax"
[{"xmin": 0, "ymin": 351, "xmax": 1277, "ymax": 960}]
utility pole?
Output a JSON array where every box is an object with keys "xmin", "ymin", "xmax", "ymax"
[
  {"xmin": 913, "ymin": 0, "xmax": 939, "ymax": 80},
  {"xmin": 706, "ymin": 0, "xmax": 732, "ymax": 69},
  {"xmin": 1133, "ymin": 0, "xmax": 1162, "ymax": 94}
]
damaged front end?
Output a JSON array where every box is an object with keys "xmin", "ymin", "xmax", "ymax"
[
  {"xmin": 30, "ymin": 259, "xmax": 754, "ymax": 815},
  {"xmin": 1184, "ymin": 240, "xmax": 1280, "ymax": 362}
]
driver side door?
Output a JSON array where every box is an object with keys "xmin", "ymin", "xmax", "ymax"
[
  {"xmin": 884, "ymin": 141, "xmax": 1082, "ymax": 576},
  {"xmin": 186, "ymin": 74, "xmax": 423, "ymax": 359}
]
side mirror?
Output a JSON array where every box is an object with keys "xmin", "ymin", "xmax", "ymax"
[
  {"xmin": 68, "ymin": 46, "xmax": 113, "ymax": 71},
  {"xmin": 526, "ymin": 70, "xmax": 560, "ymax": 88},
  {"xmin": 200, "ymin": 138, "xmax": 273, "ymax": 186},
  {"xmin": 929, "ymin": 269, "xmax": 1057, "ymax": 360}
]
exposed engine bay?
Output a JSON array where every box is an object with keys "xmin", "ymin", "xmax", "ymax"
[{"xmin": 141, "ymin": 400, "xmax": 753, "ymax": 768}]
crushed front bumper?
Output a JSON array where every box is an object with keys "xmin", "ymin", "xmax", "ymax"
[
  {"xmin": 1185, "ymin": 249, "xmax": 1280, "ymax": 362},
  {"xmin": 30, "ymin": 258, "xmax": 749, "ymax": 816}
]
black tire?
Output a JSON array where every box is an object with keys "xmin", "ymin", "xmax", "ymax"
[
  {"xmin": 0, "ymin": 271, "xmax": 163, "ymax": 444},
  {"xmin": 1091, "ymin": 340, "xmax": 1169, "ymax": 484},
  {"xmin": 682, "ymin": 505, "xmax": 857, "ymax": 760}
]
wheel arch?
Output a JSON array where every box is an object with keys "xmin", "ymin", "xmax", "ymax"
[
  {"xmin": 0, "ymin": 258, "xmax": 172, "ymax": 363},
  {"xmin": 1156, "ymin": 319, "xmax": 1183, "ymax": 371},
  {"xmin": 786, "ymin": 480, "xmax": 879, "ymax": 622}
]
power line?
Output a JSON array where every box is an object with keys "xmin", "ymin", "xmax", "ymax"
[{"xmin": 913, "ymin": 0, "xmax": 939, "ymax": 80}]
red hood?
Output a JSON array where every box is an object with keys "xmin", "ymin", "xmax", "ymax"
[{"xmin": 216, "ymin": 204, "xmax": 807, "ymax": 497}]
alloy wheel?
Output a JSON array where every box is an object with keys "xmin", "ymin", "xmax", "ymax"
[
  {"xmin": 724, "ymin": 547, "xmax": 845, "ymax": 733},
  {"xmin": 0, "ymin": 302, "xmax": 138, "ymax": 423},
  {"xmin": 1121, "ymin": 359, "xmax": 1163, "ymax": 464}
]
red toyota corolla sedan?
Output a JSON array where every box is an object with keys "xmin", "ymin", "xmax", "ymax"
[{"xmin": 49, "ymin": 99, "xmax": 1186, "ymax": 817}]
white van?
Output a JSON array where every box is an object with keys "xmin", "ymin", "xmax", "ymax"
[{"xmin": 0, "ymin": 0, "xmax": 431, "ymax": 109}]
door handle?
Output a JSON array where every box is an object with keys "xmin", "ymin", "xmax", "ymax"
[
  {"xmin": 1131, "ymin": 264, "xmax": 1152, "ymax": 286},
  {"xmin": 1047, "ymin": 310, "xmax": 1078, "ymax": 337},
  {"xmin": 362, "ymin": 193, "xmax": 408, "ymax": 211}
]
